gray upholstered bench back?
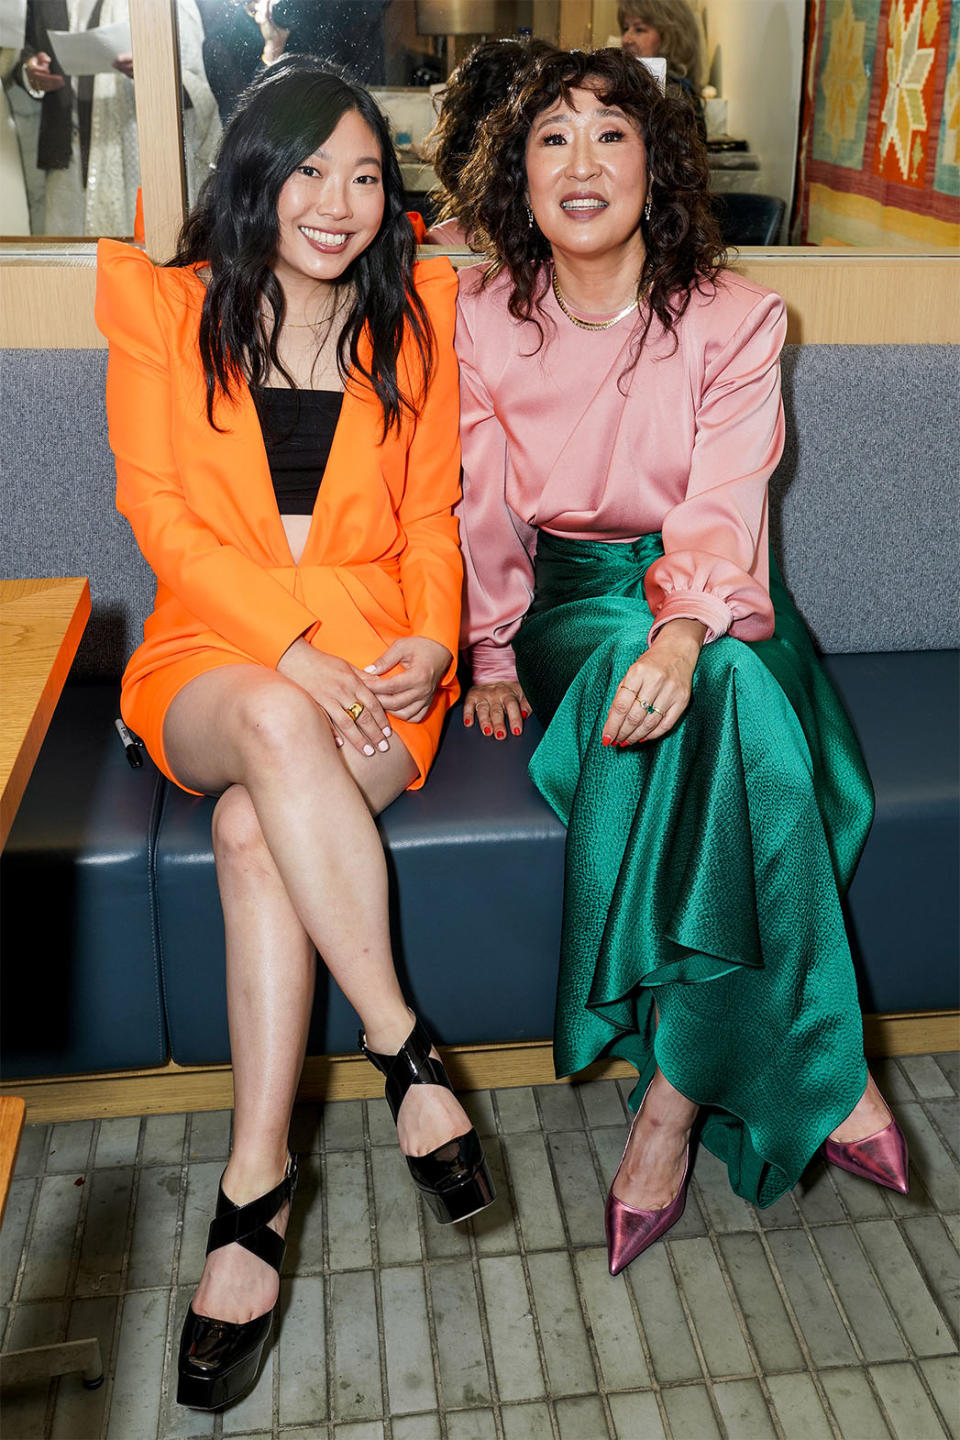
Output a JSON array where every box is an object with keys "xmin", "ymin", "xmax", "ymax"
[{"xmin": 2, "ymin": 345, "xmax": 957, "ymax": 668}]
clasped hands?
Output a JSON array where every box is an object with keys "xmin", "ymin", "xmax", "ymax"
[
  {"xmin": 463, "ymin": 618, "xmax": 706, "ymax": 747},
  {"xmin": 278, "ymin": 635, "xmax": 451, "ymax": 757}
]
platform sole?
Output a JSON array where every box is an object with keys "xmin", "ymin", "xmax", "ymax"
[
  {"xmin": 177, "ymin": 1332, "xmax": 269, "ymax": 1411},
  {"xmin": 419, "ymin": 1165, "xmax": 497, "ymax": 1225}
]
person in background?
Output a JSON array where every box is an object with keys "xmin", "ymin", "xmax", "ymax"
[
  {"xmin": 454, "ymin": 46, "xmax": 907, "ymax": 1277},
  {"xmin": 618, "ymin": 0, "xmax": 705, "ymax": 131},
  {"xmin": 16, "ymin": 0, "xmax": 219, "ymax": 234},
  {"xmin": 424, "ymin": 35, "xmax": 553, "ymax": 249},
  {"xmin": 1, "ymin": 31, "xmax": 32, "ymax": 233},
  {"xmin": 198, "ymin": 0, "xmax": 391, "ymax": 122},
  {"xmin": 96, "ymin": 57, "xmax": 493, "ymax": 1412}
]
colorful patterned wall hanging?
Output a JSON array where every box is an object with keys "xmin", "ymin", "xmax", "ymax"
[{"xmin": 793, "ymin": 0, "xmax": 959, "ymax": 246}]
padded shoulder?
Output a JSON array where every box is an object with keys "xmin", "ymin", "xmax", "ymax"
[
  {"xmin": 95, "ymin": 240, "xmax": 202, "ymax": 362},
  {"xmin": 95, "ymin": 240, "xmax": 160, "ymax": 354},
  {"xmin": 412, "ymin": 255, "xmax": 457, "ymax": 312},
  {"xmin": 410, "ymin": 255, "xmax": 458, "ymax": 352},
  {"xmin": 691, "ymin": 270, "xmax": 786, "ymax": 335}
]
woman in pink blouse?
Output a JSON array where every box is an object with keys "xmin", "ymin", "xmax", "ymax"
[{"xmin": 455, "ymin": 47, "xmax": 908, "ymax": 1276}]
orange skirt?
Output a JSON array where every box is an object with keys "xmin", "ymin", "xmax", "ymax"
[
  {"xmin": 122, "ymin": 643, "xmax": 455, "ymax": 797},
  {"xmin": 121, "ymin": 566, "xmax": 458, "ymax": 797}
]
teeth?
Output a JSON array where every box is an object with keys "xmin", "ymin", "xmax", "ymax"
[
  {"xmin": 301, "ymin": 226, "xmax": 349, "ymax": 246},
  {"xmin": 561, "ymin": 199, "xmax": 606, "ymax": 210}
]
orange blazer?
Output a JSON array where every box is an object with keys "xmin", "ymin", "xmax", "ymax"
[{"xmin": 95, "ymin": 239, "xmax": 462, "ymax": 791}]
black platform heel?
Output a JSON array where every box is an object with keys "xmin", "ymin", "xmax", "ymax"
[
  {"xmin": 360, "ymin": 1017, "xmax": 496, "ymax": 1224},
  {"xmin": 177, "ymin": 1155, "xmax": 298, "ymax": 1411}
]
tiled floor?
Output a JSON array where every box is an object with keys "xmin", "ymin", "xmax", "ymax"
[{"xmin": 2, "ymin": 1054, "xmax": 958, "ymax": 1440}]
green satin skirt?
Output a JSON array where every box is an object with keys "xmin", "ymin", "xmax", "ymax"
[{"xmin": 513, "ymin": 532, "xmax": 875, "ymax": 1207}]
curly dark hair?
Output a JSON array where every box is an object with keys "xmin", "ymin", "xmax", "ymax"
[
  {"xmin": 456, "ymin": 47, "xmax": 725, "ymax": 355},
  {"xmin": 428, "ymin": 37, "xmax": 555, "ymax": 227},
  {"xmin": 170, "ymin": 56, "xmax": 432, "ymax": 438}
]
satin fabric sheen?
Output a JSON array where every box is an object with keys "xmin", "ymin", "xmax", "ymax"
[
  {"xmin": 514, "ymin": 532, "xmax": 874, "ymax": 1207},
  {"xmin": 455, "ymin": 264, "xmax": 787, "ymax": 684}
]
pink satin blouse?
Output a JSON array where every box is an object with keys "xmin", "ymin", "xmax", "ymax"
[{"xmin": 456, "ymin": 262, "xmax": 787, "ymax": 683}]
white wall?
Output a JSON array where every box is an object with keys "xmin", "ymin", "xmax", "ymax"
[
  {"xmin": 700, "ymin": 0, "xmax": 805, "ymax": 217},
  {"xmin": 589, "ymin": 1, "xmax": 804, "ymax": 222}
]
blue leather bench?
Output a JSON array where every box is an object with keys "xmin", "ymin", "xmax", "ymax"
[{"xmin": 2, "ymin": 344, "xmax": 957, "ymax": 1079}]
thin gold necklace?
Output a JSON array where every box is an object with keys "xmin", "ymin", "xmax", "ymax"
[
  {"xmin": 261, "ymin": 291, "xmax": 351, "ymax": 329},
  {"xmin": 552, "ymin": 270, "xmax": 639, "ymax": 331}
]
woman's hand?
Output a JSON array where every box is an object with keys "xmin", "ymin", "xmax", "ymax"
[
  {"xmin": 463, "ymin": 681, "xmax": 531, "ymax": 739},
  {"xmin": 362, "ymin": 637, "xmax": 452, "ymax": 723},
  {"xmin": 249, "ymin": 0, "xmax": 290, "ymax": 64},
  {"xmin": 603, "ymin": 618, "xmax": 707, "ymax": 747},
  {"xmin": 277, "ymin": 638, "xmax": 392, "ymax": 756},
  {"xmin": 112, "ymin": 53, "xmax": 134, "ymax": 79}
]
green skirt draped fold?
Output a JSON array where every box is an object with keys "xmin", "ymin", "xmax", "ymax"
[{"xmin": 513, "ymin": 531, "xmax": 875, "ymax": 1207}]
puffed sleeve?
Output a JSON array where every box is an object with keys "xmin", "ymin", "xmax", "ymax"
[
  {"xmin": 455, "ymin": 279, "xmax": 537, "ymax": 684},
  {"xmin": 395, "ymin": 260, "xmax": 463, "ymax": 687},
  {"xmin": 644, "ymin": 287, "xmax": 786, "ymax": 646},
  {"xmin": 95, "ymin": 239, "xmax": 317, "ymax": 666}
]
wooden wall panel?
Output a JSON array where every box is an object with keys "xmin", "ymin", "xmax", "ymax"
[
  {"xmin": 2, "ymin": 252, "xmax": 957, "ymax": 349},
  {"xmin": 3, "ymin": 1012, "xmax": 957, "ymax": 1124},
  {"xmin": 0, "ymin": 257, "xmax": 99, "ymax": 348}
]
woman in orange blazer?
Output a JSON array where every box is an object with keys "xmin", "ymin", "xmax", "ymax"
[{"xmin": 96, "ymin": 59, "xmax": 494, "ymax": 1413}]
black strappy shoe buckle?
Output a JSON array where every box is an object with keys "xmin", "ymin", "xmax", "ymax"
[
  {"xmin": 359, "ymin": 1017, "xmax": 496, "ymax": 1224},
  {"xmin": 177, "ymin": 1154, "xmax": 298, "ymax": 1411}
]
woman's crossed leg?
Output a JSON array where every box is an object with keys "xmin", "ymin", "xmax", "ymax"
[{"xmin": 163, "ymin": 662, "xmax": 469, "ymax": 1325}]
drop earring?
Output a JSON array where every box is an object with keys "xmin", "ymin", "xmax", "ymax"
[
  {"xmin": 643, "ymin": 195, "xmax": 652, "ymax": 221},
  {"xmin": 526, "ymin": 204, "xmax": 534, "ymax": 229}
]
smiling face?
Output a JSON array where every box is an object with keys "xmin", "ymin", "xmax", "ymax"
[
  {"xmin": 272, "ymin": 107, "xmax": 385, "ymax": 295},
  {"xmin": 620, "ymin": 16, "xmax": 662, "ymax": 58},
  {"xmin": 524, "ymin": 85, "xmax": 649, "ymax": 268}
]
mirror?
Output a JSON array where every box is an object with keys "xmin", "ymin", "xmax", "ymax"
[
  {"xmin": 4, "ymin": 0, "xmax": 956, "ymax": 250},
  {"xmin": 1, "ymin": 0, "xmax": 146, "ymax": 237}
]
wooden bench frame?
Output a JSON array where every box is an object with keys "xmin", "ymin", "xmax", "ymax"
[{"xmin": 3, "ymin": 1011, "xmax": 957, "ymax": 1125}]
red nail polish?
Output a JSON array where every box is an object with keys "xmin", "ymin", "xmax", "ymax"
[
  {"xmin": 482, "ymin": 726, "xmax": 492, "ymax": 735},
  {"xmin": 496, "ymin": 729, "xmax": 505, "ymax": 739},
  {"xmin": 602, "ymin": 736, "xmax": 611, "ymax": 747},
  {"xmin": 512, "ymin": 726, "xmax": 521, "ymax": 735}
]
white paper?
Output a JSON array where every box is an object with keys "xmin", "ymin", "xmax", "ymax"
[
  {"xmin": 637, "ymin": 56, "xmax": 668, "ymax": 93},
  {"xmin": 47, "ymin": 20, "xmax": 132, "ymax": 76},
  {"xmin": 0, "ymin": 0, "xmax": 27, "ymax": 51}
]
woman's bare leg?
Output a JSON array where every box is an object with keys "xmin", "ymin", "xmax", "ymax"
[
  {"xmin": 191, "ymin": 783, "xmax": 314, "ymax": 1325},
  {"xmin": 612, "ymin": 1067, "xmax": 699, "ymax": 1211},
  {"xmin": 165, "ymin": 664, "xmax": 467, "ymax": 1324},
  {"xmin": 828, "ymin": 1071, "xmax": 894, "ymax": 1142}
]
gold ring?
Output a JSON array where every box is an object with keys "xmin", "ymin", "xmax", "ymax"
[{"xmin": 345, "ymin": 701, "xmax": 365, "ymax": 722}]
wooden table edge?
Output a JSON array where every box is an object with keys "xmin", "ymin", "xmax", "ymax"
[{"xmin": 0, "ymin": 577, "xmax": 91, "ymax": 850}]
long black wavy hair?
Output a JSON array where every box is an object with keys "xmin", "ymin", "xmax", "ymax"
[
  {"xmin": 456, "ymin": 47, "xmax": 725, "ymax": 356},
  {"xmin": 170, "ymin": 56, "xmax": 433, "ymax": 437}
]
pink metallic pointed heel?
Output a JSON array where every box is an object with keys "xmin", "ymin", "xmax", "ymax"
[
  {"xmin": 823, "ymin": 1106, "xmax": 909, "ymax": 1195},
  {"xmin": 604, "ymin": 1085, "xmax": 691, "ymax": 1277}
]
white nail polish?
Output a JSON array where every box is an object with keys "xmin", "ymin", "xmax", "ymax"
[
  {"xmin": 364, "ymin": 664, "xmax": 376, "ymax": 672},
  {"xmin": 378, "ymin": 740, "xmax": 388, "ymax": 752},
  {"xmin": 382, "ymin": 726, "xmax": 391, "ymax": 737},
  {"xmin": 363, "ymin": 744, "xmax": 375, "ymax": 756}
]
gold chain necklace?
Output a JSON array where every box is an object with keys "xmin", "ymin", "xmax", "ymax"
[{"xmin": 551, "ymin": 270, "xmax": 639, "ymax": 331}]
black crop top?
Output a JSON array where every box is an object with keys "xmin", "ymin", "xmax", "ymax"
[{"xmin": 251, "ymin": 386, "xmax": 344, "ymax": 516}]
